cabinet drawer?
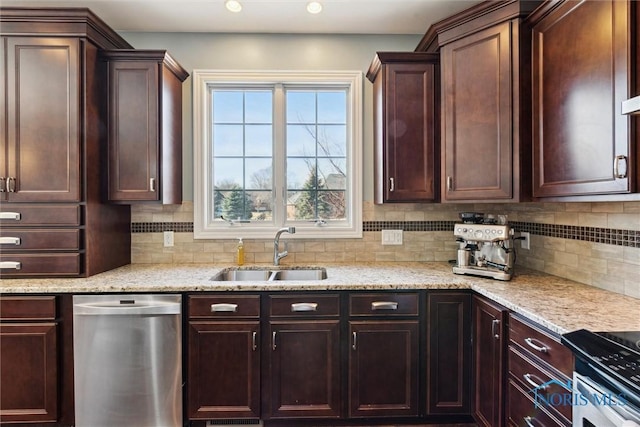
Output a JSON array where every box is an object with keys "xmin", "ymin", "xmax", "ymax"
[
  {"xmin": 0, "ymin": 229, "xmax": 80, "ymax": 251},
  {"xmin": 188, "ymin": 295, "xmax": 260, "ymax": 318},
  {"xmin": 509, "ymin": 314, "xmax": 573, "ymax": 377},
  {"xmin": 508, "ymin": 380, "xmax": 568, "ymax": 427},
  {"xmin": 0, "ymin": 296, "xmax": 57, "ymax": 320},
  {"xmin": 268, "ymin": 294, "xmax": 340, "ymax": 317},
  {"xmin": 0, "ymin": 204, "xmax": 81, "ymax": 227},
  {"xmin": 349, "ymin": 292, "xmax": 419, "ymax": 316},
  {"xmin": 509, "ymin": 347, "xmax": 572, "ymax": 422},
  {"xmin": 0, "ymin": 253, "xmax": 81, "ymax": 278}
]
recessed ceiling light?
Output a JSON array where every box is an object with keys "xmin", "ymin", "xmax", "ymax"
[
  {"xmin": 306, "ymin": 1, "xmax": 323, "ymax": 14},
  {"xmin": 225, "ymin": 0, "xmax": 242, "ymax": 13}
]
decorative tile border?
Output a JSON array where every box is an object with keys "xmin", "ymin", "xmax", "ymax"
[{"xmin": 131, "ymin": 221, "xmax": 640, "ymax": 248}]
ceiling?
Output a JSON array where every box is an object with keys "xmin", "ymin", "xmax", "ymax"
[{"xmin": 1, "ymin": 0, "xmax": 483, "ymax": 34}]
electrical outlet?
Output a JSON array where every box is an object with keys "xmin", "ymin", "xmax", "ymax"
[
  {"xmin": 163, "ymin": 231, "xmax": 174, "ymax": 247},
  {"xmin": 381, "ymin": 229, "xmax": 403, "ymax": 245},
  {"xmin": 520, "ymin": 232, "xmax": 530, "ymax": 250}
]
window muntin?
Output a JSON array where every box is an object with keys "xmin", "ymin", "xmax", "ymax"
[{"xmin": 193, "ymin": 70, "xmax": 362, "ymax": 239}]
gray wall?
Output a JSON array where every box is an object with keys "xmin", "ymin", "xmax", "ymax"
[{"xmin": 119, "ymin": 32, "xmax": 422, "ymax": 201}]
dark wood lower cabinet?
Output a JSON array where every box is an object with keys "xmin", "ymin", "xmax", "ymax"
[
  {"xmin": 266, "ymin": 320, "xmax": 341, "ymax": 419},
  {"xmin": 187, "ymin": 321, "xmax": 261, "ymax": 419},
  {"xmin": 426, "ymin": 292, "xmax": 471, "ymax": 415},
  {"xmin": 473, "ymin": 295, "xmax": 508, "ymax": 427},
  {"xmin": 348, "ymin": 320, "xmax": 419, "ymax": 418}
]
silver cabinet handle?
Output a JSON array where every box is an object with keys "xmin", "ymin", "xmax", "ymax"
[
  {"xmin": 447, "ymin": 176, "xmax": 453, "ymax": 191},
  {"xmin": 0, "ymin": 237, "xmax": 21, "ymax": 246},
  {"xmin": 272, "ymin": 331, "xmax": 277, "ymax": 350},
  {"xmin": 150, "ymin": 178, "xmax": 156, "ymax": 192},
  {"xmin": 291, "ymin": 302, "xmax": 318, "ymax": 312},
  {"xmin": 524, "ymin": 337, "xmax": 548, "ymax": 353},
  {"xmin": 0, "ymin": 261, "xmax": 21, "ymax": 270},
  {"xmin": 0, "ymin": 212, "xmax": 21, "ymax": 220},
  {"xmin": 0, "ymin": 177, "xmax": 5, "ymax": 193},
  {"xmin": 523, "ymin": 373, "xmax": 548, "ymax": 390},
  {"xmin": 371, "ymin": 301, "xmax": 398, "ymax": 311},
  {"xmin": 491, "ymin": 319, "xmax": 500, "ymax": 339},
  {"xmin": 210, "ymin": 303, "xmax": 238, "ymax": 312},
  {"xmin": 389, "ymin": 177, "xmax": 395, "ymax": 192},
  {"xmin": 252, "ymin": 331, "xmax": 257, "ymax": 351},
  {"xmin": 352, "ymin": 331, "xmax": 357, "ymax": 350},
  {"xmin": 6, "ymin": 177, "xmax": 16, "ymax": 192},
  {"xmin": 523, "ymin": 416, "xmax": 536, "ymax": 427},
  {"xmin": 614, "ymin": 155, "xmax": 628, "ymax": 178}
]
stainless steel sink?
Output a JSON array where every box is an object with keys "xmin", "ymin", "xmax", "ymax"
[{"xmin": 211, "ymin": 268, "xmax": 327, "ymax": 281}]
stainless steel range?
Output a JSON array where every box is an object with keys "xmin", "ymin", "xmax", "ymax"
[
  {"xmin": 562, "ymin": 329, "xmax": 640, "ymax": 426},
  {"xmin": 452, "ymin": 212, "xmax": 515, "ymax": 281}
]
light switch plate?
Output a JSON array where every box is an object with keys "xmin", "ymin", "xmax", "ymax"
[
  {"xmin": 381, "ymin": 229, "xmax": 403, "ymax": 245},
  {"xmin": 163, "ymin": 231, "xmax": 174, "ymax": 247}
]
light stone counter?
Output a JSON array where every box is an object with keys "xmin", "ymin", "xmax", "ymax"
[{"xmin": 1, "ymin": 262, "xmax": 638, "ymax": 335}]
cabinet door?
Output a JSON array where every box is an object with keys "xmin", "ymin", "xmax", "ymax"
[
  {"xmin": 375, "ymin": 61, "xmax": 438, "ymax": 203},
  {"xmin": 266, "ymin": 320, "xmax": 341, "ymax": 419},
  {"xmin": 441, "ymin": 22, "xmax": 513, "ymax": 201},
  {"xmin": 532, "ymin": 0, "xmax": 632, "ymax": 197},
  {"xmin": 187, "ymin": 321, "xmax": 260, "ymax": 419},
  {"xmin": 473, "ymin": 296, "xmax": 508, "ymax": 427},
  {"xmin": 4, "ymin": 37, "xmax": 81, "ymax": 202},
  {"xmin": 426, "ymin": 292, "xmax": 471, "ymax": 415},
  {"xmin": 107, "ymin": 61, "xmax": 159, "ymax": 201},
  {"xmin": 0, "ymin": 322, "xmax": 58, "ymax": 423},
  {"xmin": 349, "ymin": 320, "xmax": 419, "ymax": 418}
]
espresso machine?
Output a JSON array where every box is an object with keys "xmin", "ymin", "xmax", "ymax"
[{"xmin": 452, "ymin": 213, "xmax": 515, "ymax": 281}]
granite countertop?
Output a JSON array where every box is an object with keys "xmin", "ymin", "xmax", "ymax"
[{"xmin": 1, "ymin": 262, "xmax": 638, "ymax": 335}]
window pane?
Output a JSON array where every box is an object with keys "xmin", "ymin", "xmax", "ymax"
[
  {"xmin": 287, "ymin": 91, "xmax": 316, "ymax": 124},
  {"xmin": 213, "ymin": 91, "xmax": 243, "ymax": 123},
  {"xmin": 219, "ymin": 189, "xmax": 254, "ymax": 221},
  {"xmin": 318, "ymin": 158, "xmax": 346, "ymax": 189},
  {"xmin": 248, "ymin": 190, "xmax": 273, "ymax": 221},
  {"xmin": 317, "ymin": 124, "xmax": 346, "ymax": 156},
  {"xmin": 213, "ymin": 158, "xmax": 243, "ymax": 187},
  {"xmin": 287, "ymin": 190, "xmax": 345, "ymax": 220},
  {"xmin": 318, "ymin": 91, "xmax": 346, "ymax": 124},
  {"xmin": 245, "ymin": 125, "xmax": 272, "ymax": 156},
  {"xmin": 287, "ymin": 158, "xmax": 315, "ymax": 189},
  {"xmin": 245, "ymin": 91, "xmax": 272, "ymax": 123},
  {"xmin": 213, "ymin": 124, "xmax": 243, "ymax": 156},
  {"xmin": 245, "ymin": 159, "xmax": 272, "ymax": 190},
  {"xmin": 287, "ymin": 124, "xmax": 316, "ymax": 156}
]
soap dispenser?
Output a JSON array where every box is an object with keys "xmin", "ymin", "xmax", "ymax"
[{"xmin": 236, "ymin": 238, "xmax": 245, "ymax": 266}]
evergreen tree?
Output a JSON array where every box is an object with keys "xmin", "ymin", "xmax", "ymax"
[
  {"xmin": 221, "ymin": 185, "xmax": 255, "ymax": 220},
  {"xmin": 294, "ymin": 168, "xmax": 331, "ymax": 219}
]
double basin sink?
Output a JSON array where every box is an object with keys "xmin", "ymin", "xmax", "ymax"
[{"xmin": 212, "ymin": 267, "xmax": 327, "ymax": 282}]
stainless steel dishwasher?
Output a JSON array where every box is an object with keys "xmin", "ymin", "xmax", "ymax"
[{"xmin": 73, "ymin": 294, "xmax": 182, "ymax": 427}]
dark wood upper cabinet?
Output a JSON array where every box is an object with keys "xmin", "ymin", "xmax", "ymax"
[
  {"xmin": 102, "ymin": 50, "xmax": 188, "ymax": 204},
  {"xmin": 367, "ymin": 52, "xmax": 439, "ymax": 203},
  {"xmin": 1, "ymin": 36, "xmax": 81, "ymax": 202},
  {"xmin": 420, "ymin": 1, "xmax": 541, "ymax": 203},
  {"xmin": 530, "ymin": 0, "xmax": 637, "ymax": 198}
]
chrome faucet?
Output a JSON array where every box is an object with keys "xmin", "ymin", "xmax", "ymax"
[{"xmin": 273, "ymin": 227, "xmax": 296, "ymax": 265}]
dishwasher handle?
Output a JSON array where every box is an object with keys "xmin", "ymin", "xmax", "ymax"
[{"xmin": 73, "ymin": 297, "xmax": 181, "ymax": 316}]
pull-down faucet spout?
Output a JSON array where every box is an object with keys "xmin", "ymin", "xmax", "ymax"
[{"xmin": 274, "ymin": 227, "xmax": 296, "ymax": 265}]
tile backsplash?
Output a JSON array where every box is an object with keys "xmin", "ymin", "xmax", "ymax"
[{"xmin": 131, "ymin": 201, "xmax": 640, "ymax": 299}]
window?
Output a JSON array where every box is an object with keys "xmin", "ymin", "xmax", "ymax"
[{"xmin": 193, "ymin": 70, "xmax": 363, "ymax": 239}]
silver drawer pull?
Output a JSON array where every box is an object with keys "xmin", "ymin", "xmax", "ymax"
[
  {"xmin": 210, "ymin": 303, "xmax": 238, "ymax": 312},
  {"xmin": 6, "ymin": 177, "xmax": 16, "ymax": 192},
  {"xmin": 0, "ymin": 212, "xmax": 21, "ymax": 221},
  {"xmin": 371, "ymin": 301, "xmax": 398, "ymax": 310},
  {"xmin": 389, "ymin": 177, "xmax": 395, "ymax": 192},
  {"xmin": 352, "ymin": 331, "xmax": 357, "ymax": 350},
  {"xmin": 525, "ymin": 337, "xmax": 549, "ymax": 353},
  {"xmin": 150, "ymin": 178, "xmax": 156, "ymax": 192},
  {"xmin": 523, "ymin": 416, "xmax": 536, "ymax": 427},
  {"xmin": 492, "ymin": 319, "xmax": 500, "ymax": 339},
  {"xmin": 252, "ymin": 331, "xmax": 257, "ymax": 351},
  {"xmin": 0, "ymin": 177, "xmax": 5, "ymax": 193},
  {"xmin": 291, "ymin": 302, "xmax": 318, "ymax": 312},
  {"xmin": 614, "ymin": 155, "xmax": 628, "ymax": 179},
  {"xmin": 272, "ymin": 331, "xmax": 277, "ymax": 350},
  {"xmin": 523, "ymin": 373, "xmax": 548, "ymax": 390},
  {"xmin": 0, "ymin": 261, "xmax": 21, "ymax": 270},
  {"xmin": 0, "ymin": 237, "xmax": 21, "ymax": 246}
]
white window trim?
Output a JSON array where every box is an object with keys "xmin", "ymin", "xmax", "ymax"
[{"xmin": 193, "ymin": 70, "xmax": 363, "ymax": 240}]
